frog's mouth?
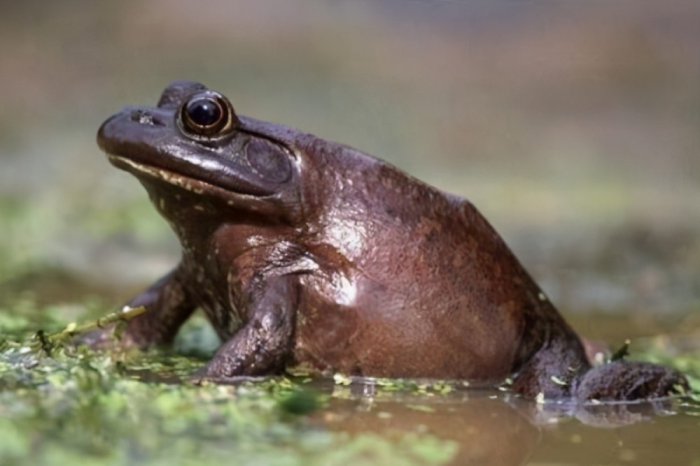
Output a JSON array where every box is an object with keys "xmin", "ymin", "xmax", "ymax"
[
  {"xmin": 107, "ymin": 154, "xmax": 259, "ymax": 200},
  {"xmin": 105, "ymin": 153, "xmax": 294, "ymax": 220}
]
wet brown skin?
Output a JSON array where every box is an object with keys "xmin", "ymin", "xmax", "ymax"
[{"xmin": 95, "ymin": 81, "xmax": 688, "ymax": 401}]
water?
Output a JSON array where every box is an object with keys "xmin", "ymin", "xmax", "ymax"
[{"xmin": 317, "ymin": 378, "xmax": 700, "ymax": 466}]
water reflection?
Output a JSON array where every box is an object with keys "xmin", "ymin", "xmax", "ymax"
[
  {"xmin": 313, "ymin": 377, "xmax": 696, "ymax": 466},
  {"xmin": 526, "ymin": 397, "xmax": 683, "ymax": 428},
  {"xmin": 322, "ymin": 393, "xmax": 538, "ymax": 466}
]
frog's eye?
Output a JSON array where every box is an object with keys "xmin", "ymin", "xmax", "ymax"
[{"xmin": 178, "ymin": 91, "xmax": 238, "ymax": 139}]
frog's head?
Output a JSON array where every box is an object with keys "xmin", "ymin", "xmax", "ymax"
[{"xmin": 98, "ymin": 81, "xmax": 307, "ymax": 226}]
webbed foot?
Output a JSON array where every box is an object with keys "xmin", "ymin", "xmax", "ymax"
[{"xmin": 574, "ymin": 361, "xmax": 689, "ymax": 402}]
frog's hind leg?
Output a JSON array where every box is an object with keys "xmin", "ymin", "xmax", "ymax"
[
  {"xmin": 573, "ymin": 361, "xmax": 689, "ymax": 401},
  {"xmin": 511, "ymin": 331, "xmax": 591, "ymax": 399},
  {"xmin": 512, "ymin": 329, "xmax": 689, "ymax": 401}
]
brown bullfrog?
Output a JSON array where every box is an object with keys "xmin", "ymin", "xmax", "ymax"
[{"xmin": 95, "ymin": 81, "xmax": 688, "ymax": 401}]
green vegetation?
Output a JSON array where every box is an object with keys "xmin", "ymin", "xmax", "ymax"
[
  {"xmin": 636, "ymin": 341, "xmax": 700, "ymax": 398},
  {"xmin": 0, "ymin": 298, "xmax": 457, "ymax": 466},
  {"xmin": 2, "ymin": 294, "xmax": 697, "ymax": 466},
  {"xmin": 0, "ymin": 195, "xmax": 166, "ymax": 286}
]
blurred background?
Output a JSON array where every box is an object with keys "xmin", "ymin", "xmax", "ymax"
[{"xmin": 1, "ymin": 0, "xmax": 698, "ymax": 339}]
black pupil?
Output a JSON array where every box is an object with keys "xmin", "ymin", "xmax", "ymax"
[{"xmin": 186, "ymin": 98, "xmax": 222, "ymax": 127}]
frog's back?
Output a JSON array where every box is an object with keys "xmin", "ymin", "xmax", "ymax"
[{"xmin": 291, "ymin": 140, "xmax": 554, "ymax": 380}]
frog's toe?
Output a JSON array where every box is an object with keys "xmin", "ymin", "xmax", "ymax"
[{"xmin": 574, "ymin": 361, "xmax": 689, "ymax": 402}]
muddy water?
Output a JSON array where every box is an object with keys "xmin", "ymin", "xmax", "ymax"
[
  {"xmin": 310, "ymin": 312, "xmax": 700, "ymax": 466},
  {"xmin": 125, "ymin": 311, "xmax": 698, "ymax": 465},
  {"xmin": 316, "ymin": 380, "xmax": 699, "ymax": 466}
]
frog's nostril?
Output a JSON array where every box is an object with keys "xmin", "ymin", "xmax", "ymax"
[{"xmin": 130, "ymin": 110, "xmax": 165, "ymax": 127}]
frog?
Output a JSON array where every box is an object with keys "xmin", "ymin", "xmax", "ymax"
[{"xmin": 95, "ymin": 81, "xmax": 688, "ymax": 401}]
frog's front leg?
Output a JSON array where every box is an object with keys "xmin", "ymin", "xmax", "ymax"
[
  {"xmin": 201, "ymin": 275, "xmax": 298, "ymax": 379},
  {"xmin": 82, "ymin": 263, "xmax": 196, "ymax": 348}
]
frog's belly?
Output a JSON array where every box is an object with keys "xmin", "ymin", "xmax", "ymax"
[{"xmin": 292, "ymin": 275, "xmax": 518, "ymax": 381}]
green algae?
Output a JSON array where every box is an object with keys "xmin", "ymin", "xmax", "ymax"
[
  {"xmin": 635, "ymin": 341, "xmax": 700, "ymax": 396},
  {"xmin": 0, "ymin": 298, "xmax": 456, "ymax": 466},
  {"xmin": 2, "ymin": 303, "xmax": 700, "ymax": 466}
]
